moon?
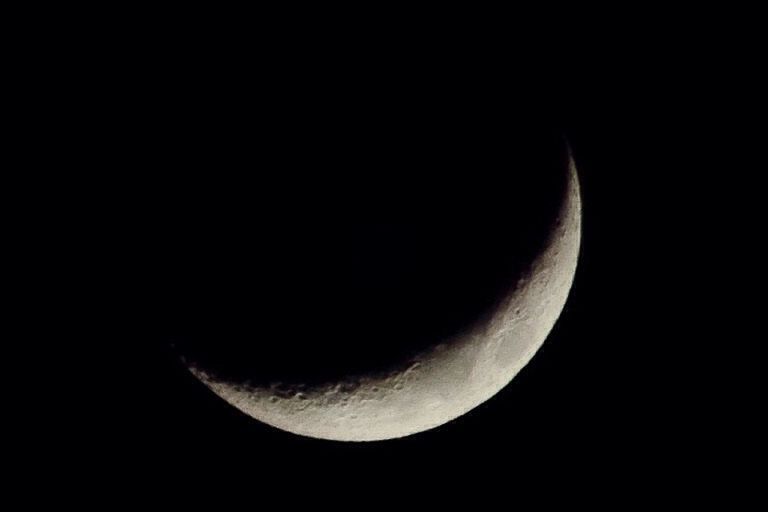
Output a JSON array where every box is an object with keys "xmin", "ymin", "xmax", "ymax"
[{"xmin": 178, "ymin": 151, "xmax": 582, "ymax": 442}]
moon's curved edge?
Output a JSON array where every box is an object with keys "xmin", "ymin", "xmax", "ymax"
[{"xmin": 187, "ymin": 156, "xmax": 582, "ymax": 442}]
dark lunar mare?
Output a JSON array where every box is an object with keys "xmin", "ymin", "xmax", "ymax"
[{"xmin": 124, "ymin": 124, "xmax": 569, "ymax": 387}]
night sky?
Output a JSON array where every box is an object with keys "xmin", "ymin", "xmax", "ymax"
[{"xmin": 42, "ymin": 32, "xmax": 727, "ymax": 501}]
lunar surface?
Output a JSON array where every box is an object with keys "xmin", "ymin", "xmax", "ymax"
[{"xmin": 178, "ymin": 152, "xmax": 582, "ymax": 442}]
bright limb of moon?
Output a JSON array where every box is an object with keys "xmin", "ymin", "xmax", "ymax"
[{"xmin": 186, "ymin": 157, "xmax": 581, "ymax": 441}]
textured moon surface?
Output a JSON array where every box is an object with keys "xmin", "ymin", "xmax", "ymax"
[{"xmin": 183, "ymin": 157, "xmax": 582, "ymax": 441}]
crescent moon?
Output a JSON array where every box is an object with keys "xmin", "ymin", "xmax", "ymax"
[{"xmin": 183, "ymin": 154, "xmax": 581, "ymax": 441}]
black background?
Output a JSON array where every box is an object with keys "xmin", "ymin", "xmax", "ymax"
[{"xmin": 30, "ymin": 21, "xmax": 743, "ymax": 501}]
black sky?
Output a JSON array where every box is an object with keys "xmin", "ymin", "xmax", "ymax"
[{"xmin": 33, "ymin": 25, "xmax": 736, "ymax": 501}]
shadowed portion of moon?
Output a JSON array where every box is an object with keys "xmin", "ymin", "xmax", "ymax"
[
  {"xmin": 165, "ymin": 132, "xmax": 570, "ymax": 391},
  {"xmin": 124, "ymin": 119, "xmax": 581, "ymax": 440}
]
